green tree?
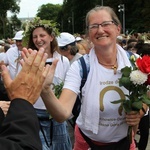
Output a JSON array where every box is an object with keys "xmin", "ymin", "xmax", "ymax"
[
  {"xmin": 5, "ymin": 15, "xmax": 21, "ymax": 38},
  {"xmin": 0, "ymin": 0, "xmax": 20, "ymax": 38},
  {"xmin": 34, "ymin": 0, "xmax": 150, "ymax": 34},
  {"xmin": 59, "ymin": 0, "xmax": 150, "ymax": 34},
  {"xmin": 36, "ymin": 3, "xmax": 62, "ymax": 22}
]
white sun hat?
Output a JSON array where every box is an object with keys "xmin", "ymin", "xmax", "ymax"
[
  {"xmin": 13, "ymin": 30, "xmax": 24, "ymax": 40},
  {"xmin": 57, "ymin": 32, "xmax": 75, "ymax": 47}
]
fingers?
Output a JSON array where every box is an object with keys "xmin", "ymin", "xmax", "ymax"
[
  {"xmin": 1, "ymin": 65, "xmax": 12, "ymax": 89},
  {"xmin": 42, "ymin": 59, "xmax": 59, "ymax": 91},
  {"xmin": 37, "ymin": 53, "xmax": 48, "ymax": 76},
  {"xmin": 21, "ymin": 48, "xmax": 28, "ymax": 66},
  {"xmin": 0, "ymin": 60, "xmax": 5, "ymax": 65},
  {"xmin": 20, "ymin": 48, "xmax": 32, "ymax": 66},
  {"xmin": 21, "ymin": 48, "xmax": 33, "ymax": 61},
  {"xmin": 0, "ymin": 61, "xmax": 5, "ymax": 73},
  {"xmin": 43, "ymin": 65, "xmax": 51, "ymax": 78},
  {"xmin": 126, "ymin": 111, "xmax": 141, "ymax": 126},
  {"xmin": 21, "ymin": 48, "xmax": 47, "ymax": 74},
  {"xmin": 21, "ymin": 50, "xmax": 37, "ymax": 72},
  {"xmin": 31, "ymin": 48, "xmax": 48, "ymax": 74},
  {"xmin": 49, "ymin": 59, "xmax": 59, "ymax": 72}
]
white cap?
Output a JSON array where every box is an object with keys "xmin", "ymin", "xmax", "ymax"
[
  {"xmin": 76, "ymin": 37, "xmax": 82, "ymax": 42},
  {"xmin": 57, "ymin": 32, "xmax": 75, "ymax": 47},
  {"xmin": 13, "ymin": 30, "xmax": 24, "ymax": 40},
  {"xmin": 0, "ymin": 40, "xmax": 5, "ymax": 45},
  {"xmin": 117, "ymin": 35, "xmax": 123, "ymax": 40}
]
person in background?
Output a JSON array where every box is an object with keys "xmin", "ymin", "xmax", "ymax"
[
  {"xmin": 76, "ymin": 38, "xmax": 92, "ymax": 55},
  {"xmin": 23, "ymin": 17, "xmax": 71, "ymax": 150},
  {"xmin": 116, "ymin": 35, "xmax": 124, "ymax": 47},
  {"xmin": 124, "ymin": 38, "xmax": 138, "ymax": 53},
  {"xmin": 4, "ymin": 44, "xmax": 10, "ymax": 52},
  {"xmin": 0, "ymin": 40, "xmax": 5, "ymax": 49},
  {"xmin": 75, "ymin": 37, "xmax": 83, "ymax": 43},
  {"xmin": 134, "ymin": 41, "xmax": 150, "ymax": 150},
  {"xmin": 39, "ymin": 6, "xmax": 146, "ymax": 150},
  {"xmin": 57, "ymin": 32, "xmax": 82, "ymax": 64},
  {"xmin": 0, "ymin": 47, "xmax": 50, "ymax": 150},
  {"xmin": 0, "ymin": 30, "xmax": 24, "ymax": 79},
  {"xmin": 75, "ymin": 37, "xmax": 87, "ymax": 55},
  {"xmin": 0, "ymin": 31, "xmax": 24, "ymax": 123}
]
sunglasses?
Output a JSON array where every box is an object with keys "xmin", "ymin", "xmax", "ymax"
[
  {"xmin": 59, "ymin": 42, "xmax": 76, "ymax": 51},
  {"xmin": 59, "ymin": 46, "xmax": 68, "ymax": 51}
]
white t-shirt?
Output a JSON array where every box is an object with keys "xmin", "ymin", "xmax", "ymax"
[
  {"xmin": 0, "ymin": 46, "xmax": 21, "ymax": 80},
  {"xmin": 34, "ymin": 52, "xmax": 70, "ymax": 109},
  {"xmin": 70, "ymin": 53, "xmax": 82, "ymax": 64},
  {"xmin": 63, "ymin": 53, "xmax": 130, "ymax": 143}
]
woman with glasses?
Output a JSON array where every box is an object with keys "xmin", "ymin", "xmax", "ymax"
[
  {"xmin": 35, "ymin": 6, "xmax": 146, "ymax": 150},
  {"xmin": 23, "ymin": 17, "xmax": 72, "ymax": 150}
]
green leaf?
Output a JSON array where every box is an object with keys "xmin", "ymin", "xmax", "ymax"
[
  {"xmin": 54, "ymin": 82, "xmax": 64, "ymax": 98},
  {"xmin": 142, "ymin": 98, "xmax": 150, "ymax": 105},
  {"xmin": 111, "ymin": 99, "xmax": 125, "ymax": 104},
  {"xmin": 119, "ymin": 77, "xmax": 131, "ymax": 90},
  {"xmin": 132, "ymin": 101, "xmax": 143, "ymax": 110},
  {"xmin": 123, "ymin": 100, "xmax": 132, "ymax": 113},
  {"xmin": 121, "ymin": 66, "xmax": 131, "ymax": 77}
]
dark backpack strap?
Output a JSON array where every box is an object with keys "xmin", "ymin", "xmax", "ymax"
[
  {"xmin": 70, "ymin": 57, "xmax": 88, "ymax": 128},
  {"xmin": 79, "ymin": 56, "xmax": 88, "ymax": 91},
  {"xmin": 61, "ymin": 55, "xmax": 63, "ymax": 62}
]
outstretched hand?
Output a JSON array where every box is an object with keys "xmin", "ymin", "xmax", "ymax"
[
  {"xmin": 42, "ymin": 59, "xmax": 59, "ymax": 92},
  {"xmin": 1, "ymin": 47, "xmax": 50, "ymax": 104}
]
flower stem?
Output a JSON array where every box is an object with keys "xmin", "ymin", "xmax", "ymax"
[{"xmin": 127, "ymin": 126, "xmax": 132, "ymax": 144}]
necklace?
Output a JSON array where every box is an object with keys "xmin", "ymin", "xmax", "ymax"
[{"xmin": 98, "ymin": 59, "xmax": 118, "ymax": 74}]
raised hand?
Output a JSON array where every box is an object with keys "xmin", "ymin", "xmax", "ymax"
[{"xmin": 1, "ymin": 48, "xmax": 49, "ymax": 104}]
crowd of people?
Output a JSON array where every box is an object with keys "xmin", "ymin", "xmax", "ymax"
[{"xmin": 0, "ymin": 5, "xmax": 150, "ymax": 150}]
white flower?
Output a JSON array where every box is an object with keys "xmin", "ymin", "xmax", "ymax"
[{"xmin": 130, "ymin": 70, "xmax": 148, "ymax": 85}]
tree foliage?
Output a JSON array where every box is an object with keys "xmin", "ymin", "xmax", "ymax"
[
  {"xmin": 2, "ymin": 0, "xmax": 150, "ymax": 39},
  {"xmin": 36, "ymin": 3, "xmax": 62, "ymax": 22},
  {"xmin": 57, "ymin": 0, "xmax": 150, "ymax": 34},
  {"xmin": 0, "ymin": 0, "xmax": 20, "ymax": 38}
]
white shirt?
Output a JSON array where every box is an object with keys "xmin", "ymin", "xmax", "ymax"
[
  {"xmin": 63, "ymin": 47, "xmax": 131, "ymax": 142},
  {"xmin": 70, "ymin": 53, "xmax": 82, "ymax": 64},
  {"xmin": 33, "ymin": 52, "xmax": 70, "ymax": 109},
  {"xmin": 0, "ymin": 46, "xmax": 21, "ymax": 80}
]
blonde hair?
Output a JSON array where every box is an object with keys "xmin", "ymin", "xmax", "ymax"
[{"xmin": 85, "ymin": 6, "xmax": 121, "ymax": 34}]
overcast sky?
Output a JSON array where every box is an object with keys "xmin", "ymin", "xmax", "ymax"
[{"xmin": 7, "ymin": 0, "xmax": 63, "ymax": 18}]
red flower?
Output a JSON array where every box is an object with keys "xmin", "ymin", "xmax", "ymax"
[{"xmin": 136, "ymin": 55, "xmax": 150, "ymax": 74}]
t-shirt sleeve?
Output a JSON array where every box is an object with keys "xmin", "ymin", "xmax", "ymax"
[{"xmin": 63, "ymin": 60, "xmax": 81, "ymax": 95}]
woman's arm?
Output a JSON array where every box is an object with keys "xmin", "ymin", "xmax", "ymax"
[
  {"xmin": 41, "ymin": 87, "xmax": 77, "ymax": 122},
  {"xmin": 41, "ymin": 59, "xmax": 78, "ymax": 122}
]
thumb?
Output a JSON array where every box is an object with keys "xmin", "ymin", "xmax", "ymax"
[
  {"xmin": 52, "ymin": 59, "xmax": 59, "ymax": 68},
  {"xmin": 1, "ymin": 65, "xmax": 12, "ymax": 88},
  {"xmin": 50, "ymin": 59, "xmax": 59, "ymax": 74}
]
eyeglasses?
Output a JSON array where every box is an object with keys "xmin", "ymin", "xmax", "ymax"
[{"xmin": 88, "ymin": 21, "xmax": 115, "ymax": 31}]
